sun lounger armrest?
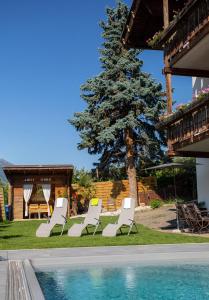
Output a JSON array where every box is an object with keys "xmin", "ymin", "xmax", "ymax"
[
  {"xmin": 128, "ymin": 219, "xmax": 135, "ymax": 223},
  {"xmin": 94, "ymin": 218, "xmax": 101, "ymax": 223},
  {"xmin": 61, "ymin": 215, "xmax": 67, "ymax": 223},
  {"xmin": 200, "ymin": 210, "xmax": 209, "ymax": 216}
]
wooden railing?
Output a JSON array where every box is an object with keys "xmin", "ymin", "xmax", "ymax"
[
  {"xmin": 165, "ymin": 97, "xmax": 209, "ymax": 153},
  {"xmin": 168, "ymin": 105, "xmax": 209, "ymax": 143},
  {"xmin": 160, "ymin": 0, "xmax": 209, "ymax": 62}
]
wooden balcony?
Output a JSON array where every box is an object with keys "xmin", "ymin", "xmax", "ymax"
[
  {"xmin": 159, "ymin": 95, "xmax": 209, "ymax": 158},
  {"xmin": 159, "ymin": 0, "xmax": 209, "ymax": 72}
]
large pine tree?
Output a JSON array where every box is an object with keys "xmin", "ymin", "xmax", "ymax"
[{"xmin": 70, "ymin": 0, "xmax": 166, "ymax": 205}]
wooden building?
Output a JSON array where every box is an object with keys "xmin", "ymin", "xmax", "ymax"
[
  {"xmin": 122, "ymin": 0, "xmax": 209, "ymax": 158},
  {"xmin": 3, "ymin": 165, "xmax": 73, "ymax": 220},
  {"xmin": 122, "ymin": 0, "xmax": 209, "ymax": 207}
]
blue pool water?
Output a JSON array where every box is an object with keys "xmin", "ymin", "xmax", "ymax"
[{"xmin": 36, "ymin": 264, "xmax": 209, "ymax": 300}]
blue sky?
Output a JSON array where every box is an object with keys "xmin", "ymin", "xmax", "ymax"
[{"xmin": 0, "ymin": 0, "xmax": 192, "ymax": 169}]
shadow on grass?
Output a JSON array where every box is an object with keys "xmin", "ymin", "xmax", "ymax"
[
  {"xmin": 0, "ymin": 235, "xmax": 22, "ymax": 239},
  {"xmin": 0, "ymin": 224, "xmax": 11, "ymax": 229},
  {"xmin": 51, "ymin": 230, "xmax": 68, "ymax": 237}
]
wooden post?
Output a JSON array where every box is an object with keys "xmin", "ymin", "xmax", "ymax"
[
  {"xmin": 67, "ymin": 182, "xmax": 71, "ymax": 217},
  {"xmin": 125, "ymin": 128, "xmax": 139, "ymax": 206},
  {"xmin": 0, "ymin": 187, "xmax": 5, "ymax": 221},
  {"xmin": 8, "ymin": 184, "xmax": 12, "ymax": 206},
  {"xmin": 163, "ymin": 0, "xmax": 173, "ymax": 114},
  {"xmin": 163, "ymin": 0, "xmax": 169, "ymax": 28}
]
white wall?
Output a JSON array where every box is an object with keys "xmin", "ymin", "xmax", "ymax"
[
  {"xmin": 193, "ymin": 78, "xmax": 209, "ymax": 207},
  {"xmin": 196, "ymin": 158, "xmax": 209, "ymax": 208},
  {"xmin": 192, "ymin": 77, "xmax": 209, "ymax": 97}
]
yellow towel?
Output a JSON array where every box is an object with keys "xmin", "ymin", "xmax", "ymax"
[{"xmin": 91, "ymin": 198, "xmax": 99, "ymax": 206}]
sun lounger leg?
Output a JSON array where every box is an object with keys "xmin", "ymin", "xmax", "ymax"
[
  {"xmin": 61, "ymin": 223, "xmax": 65, "ymax": 236},
  {"xmin": 128, "ymin": 223, "xmax": 134, "ymax": 236},
  {"xmin": 93, "ymin": 224, "xmax": 98, "ymax": 236},
  {"xmin": 99, "ymin": 221, "xmax": 103, "ymax": 231},
  {"xmin": 134, "ymin": 222, "xmax": 138, "ymax": 233},
  {"xmin": 93, "ymin": 220, "xmax": 102, "ymax": 236}
]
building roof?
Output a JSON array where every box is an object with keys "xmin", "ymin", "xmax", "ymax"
[
  {"xmin": 3, "ymin": 164, "xmax": 74, "ymax": 178},
  {"xmin": 122, "ymin": 0, "xmax": 186, "ymax": 49}
]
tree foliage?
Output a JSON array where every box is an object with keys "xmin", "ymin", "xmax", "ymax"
[
  {"xmin": 70, "ymin": 0, "xmax": 166, "ymax": 181},
  {"xmin": 72, "ymin": 168, "xmax": 96, "ymax": 201},
  {"xmin": 152, "ymin": 157, "xmax": 197, "ymax": 200}
]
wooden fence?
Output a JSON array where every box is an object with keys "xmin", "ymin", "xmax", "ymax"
[{"xmin": 72, "ymin": 177, "xmax": 161, "ymax": 210}]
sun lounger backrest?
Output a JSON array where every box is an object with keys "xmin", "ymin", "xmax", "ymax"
[
  {"xmin": 50, "ymin": 198, "xmax": 68, "ymax": 225},
  {"xmin": 175, "ymin": 204, "xmax": 185, "ymax": 221},
  {"xmin": 117, "ymin": 197, "xmax": 135, "ymax": 225},
  {"xmin": 84, "ymin": 199, "xmax": 102, "ymax": 225},
  {"xmin": 186, "ymin": 203, "xmax": 200, "ymax": 220},
  {"xmin": 193, "ymin": 203, "xmax": 204, "ymax": 220}
]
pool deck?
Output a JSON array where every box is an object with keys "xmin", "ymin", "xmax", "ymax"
[{"xmin": 1, "ymin": 243, "xmax": 209, "ymax": 299}]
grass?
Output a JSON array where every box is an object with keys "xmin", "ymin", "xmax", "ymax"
[{"xmin": 0, "ymin": 216, "xmax": 209, "ymax": 250}]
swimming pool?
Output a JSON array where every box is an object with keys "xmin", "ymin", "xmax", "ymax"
[{"xmin": 36, "ymin": 263, "xmax": 209, "ymax": 300}]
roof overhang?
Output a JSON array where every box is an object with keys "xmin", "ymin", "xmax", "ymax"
[
  {"xmin": 122, "ymin": 0, "xmax": 186, "ymax": 50},
  {"xmin": 3, "ymin": 165, "xmax": 74, "ymax": 181}
]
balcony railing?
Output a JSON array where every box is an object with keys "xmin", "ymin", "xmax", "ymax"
[
  {"xmin": 159, "ymin": 95, "xmax": 209, "ymax": 156},
  {"xmin": 159, "ymin": 0, "xmax": 209, "ymax": 64}
]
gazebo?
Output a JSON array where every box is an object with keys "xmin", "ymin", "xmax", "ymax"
[{"xmin": 3, "ymin": 165, "xmax": 73, "ymax": 220}]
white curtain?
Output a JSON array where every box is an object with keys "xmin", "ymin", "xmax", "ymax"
[
  {"xmin": 42, "ymin": 184, "xmax": 51, "ymax": 216},
  {"xmin": 23, "ymin": 184, "xmax": 33, "ymax": 217}
]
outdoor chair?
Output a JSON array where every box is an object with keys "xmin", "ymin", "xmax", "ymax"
[
  {"xmin": 39, "ymin": 204, "xmax": 49, "ymax": 218},
  {"xmin": 186, "ymin": 203, "xmax": 209, "ymax": 233},
  {"xmin": 36, "ymin": 198, "xmax": 68, "ymax": 237},
  {"xmin": 29, "ymin": 204, "xmax": 39, "ymax": 219},
  {"xmin": 175, "ymin": 203, "xmax": 187, "ymax": 230},
  {"xmin": 181, "ymin": 203, "xmax": 209, "ymax": 233},
  {"xmin": 182, "ymin": 204, "xmax": 198, "ymax": 232},
  {"xmin": 102, "ymin": 197, "xmax": 138, "ymax": 237},
  {"xmin": 68, "ymin": 198, "xmax": 103, "ymax": 237}
]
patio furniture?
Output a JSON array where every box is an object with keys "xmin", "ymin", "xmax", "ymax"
[
  {"xmin": 68, "ymin": 198, "xmax": 102, "ymax": 237},
  {"xmin": 102, "ymin": 197, "xmax": 138, "ymax": 237},
  {"xmin": 188, "ymin": 203, "xmax": 209, "ymax": 233},
  {"xmin": 181, "ymin": 204, "xmax": 197, "ymax": 232},
  {"xmin": 183, "ymin": 203, "xmax": 209, "ymax": 233},
  {"xmin": 28, "ymin": 203, "xmax": 53, "ymax": 219},
  {"xmin": 36, "ymin": 198, "xmax": 68, "ymax": 237},
  {"xmin": 29, "ymin": 204, "xmax": 39, "ymax": 219},
  {"xmin": 175, "ymin": 204, "xmax": 186, "ymax": 230},
  {"xmin": 39, "ymin": 204, "xmax": 49, "ymax": 218}
]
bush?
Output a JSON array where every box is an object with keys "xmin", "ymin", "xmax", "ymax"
[{"xmin": 150, "ymin": 199, "xmax": 163, "ymax": 209}]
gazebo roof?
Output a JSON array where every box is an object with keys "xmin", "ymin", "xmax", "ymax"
[
  {"xmin": 3, "ymin": 165, "xmax": 74, "ymax": 180},
  {"xmin": 122, "ymin": 0, "xmax": 186, "ymax": 49}
]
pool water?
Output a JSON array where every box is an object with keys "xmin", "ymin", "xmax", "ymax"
[{"xmin": 36, "ymin": 264, "xmax": 209, "ymax": 300}]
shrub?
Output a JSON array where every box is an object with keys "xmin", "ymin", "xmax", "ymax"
[{"xmin": 150, "ymin": 199, "xmax": 163, "ymax": 209}]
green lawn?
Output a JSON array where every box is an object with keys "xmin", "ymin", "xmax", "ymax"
[{"xmin": 0, "ymin": 216, "xmax": 209, "ymax": 250}]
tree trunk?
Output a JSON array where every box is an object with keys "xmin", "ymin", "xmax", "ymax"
[{"xmin": 125, "ymin": 128, "xmax": 139, "ymax": 206}]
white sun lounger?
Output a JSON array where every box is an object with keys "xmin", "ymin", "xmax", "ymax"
[
  {"xmin": 68, "ymin": 199, "xmax": 102, "ymax": 237},
  {"xmin": 102, "ymin": 197, "xmax": 138, "ymax": 237},
  {"xmin": 36, "ymin": 198, "xmax": 68, "ymax": 237}
]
